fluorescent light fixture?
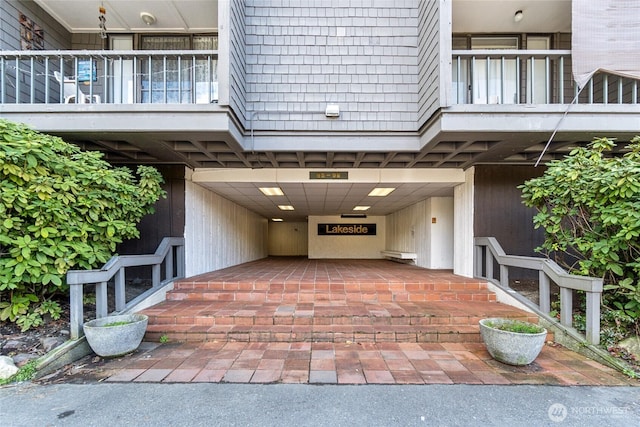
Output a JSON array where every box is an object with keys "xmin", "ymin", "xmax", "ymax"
[
  {"xmin": 278, "ymin": 205, "xmax": 295, "ymax": 211},
  {"xmin": 353, "ymin": 206, "xmax": 370, "ymax": 211},
  {"xmin": 271, "ymin": 218, "xmax": 284, "ymax": 222},
  {"xmin": 259, "ymin": 187, "xmax": 284, "ymax": 196},
  {"xmin": 368, "ymin": 187, "xmax": 395, "ymax": 197},
  {"xmin": 341, "ymin": 213, "xmax": 367, "ymax": 218}
]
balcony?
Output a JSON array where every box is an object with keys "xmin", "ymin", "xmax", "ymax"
[
  {"xmin": 3, "ymin": 49, "xmax": 637, "ymax": 108},
  {"xmin": 452, "ymin": 49, "xmax": 640, "ymax": 105},
  {"xmin": 0, "ymin": 50, "xmax": 218, "ymax": 105}
]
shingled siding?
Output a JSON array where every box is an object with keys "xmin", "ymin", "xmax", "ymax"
[
  {"xmin": 244, "ymin": 0, "xmax": 420, "ymax": 131},
  {"xmin": 1, "ymin": 0, "xmax": 70, "ymax": 50},
  {"xmin": 229, "ymin": 0, "xmax": 248, "ymax": 125},
  {"xmin": 417, "ymin": 0, "xmax": 448, "ymax": 125},
  {"xmin": 1, "ymin": 0, "xmax": 71, "ymax": 103}
]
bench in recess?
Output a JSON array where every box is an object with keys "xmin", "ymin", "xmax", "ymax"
[{"xmin": 380, "ymin": 250, "xmax": 417, "ymax": 263}]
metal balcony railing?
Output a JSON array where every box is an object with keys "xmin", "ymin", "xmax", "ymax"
[
  {"xmin": 452, "ymin": 49, "xmax": 640, "ymax": 105},
  {"xmin": 0, "ymin": 50, "xmax": 218, "ymax": 105}
]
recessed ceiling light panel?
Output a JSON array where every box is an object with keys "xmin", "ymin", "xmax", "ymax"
[
  {"xmin": 278, "ymin": 205, "xmax": 295, "ymax": 211},
  {"xmin": 259, "ymin": 187, "xmax": 284, "ymax": 196},
  {"xmin": 368, "ymin": 187, "xmax": 396, "ymax": 197},
  {"xmin": 353, "ymin": 206, "xmax": 371, "ymax": 211}
]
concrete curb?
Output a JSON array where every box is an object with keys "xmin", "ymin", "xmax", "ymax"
[{"xmin": 34, "ymin": 337, "xmax": 92, "ymax": 379}]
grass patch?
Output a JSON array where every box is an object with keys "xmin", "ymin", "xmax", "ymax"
[
  {"xmin": 485, "ymin": 319, "xmax": 545, "ymax": 334},
  {"xmin": 103, "ymin": 321, "xmax": 133, "ymax": 327}
]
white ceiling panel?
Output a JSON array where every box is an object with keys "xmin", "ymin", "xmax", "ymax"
[
  {"xmin": 34, "ymin": 0, "xmax": 218, "ymax": 33},
  {"xmin": 453, "ymin": 0, "xmax": 571, "ymax": 33},
  {"xmin": 197, "ymin": 176, "xmax": 459, "ymax": 222}
]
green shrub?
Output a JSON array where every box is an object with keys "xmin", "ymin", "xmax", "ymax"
[
  {"xmin": 520, "ymin": 136, "xmax": 640, "ymax": 333},
  {"xmin": 0, "ymin": 119, "xmax": 165, "ymax": 330}
]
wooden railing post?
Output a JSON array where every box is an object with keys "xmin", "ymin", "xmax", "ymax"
[
  {"xmin": 500, "ymin": 265, "xmax": 509, "ymax": 287},
  {"xmin": 95, "ymin": 281, "xmax": 108, "ymax": 319},
  {"xmin": 152, "ymin": 264, "xmax": 161, "ymax": 287},
  {"xmin": 69, "ymin": 284, "xmax": 84, "ymax": 339},
  {"xmin": 115, "ymin": 268, "xmax": 126, "ymax": 312},
  {"xmin": 474, "ymin": 244, "xmax": 483, "ymax": 277},
  {"xmin": 585, "ymin": 291, "xmax": 601, "ymax": 345},
  {"xmin": 177, "ymin": 245, "xmax": 185, "ymax": 277},
  {"xmin": 559, "ymin": 287, "xmax": 573, "ymax": 328},
  {"xmin": 486, "ymin": 250, "xmax": 494, "ymax": 280},
  {"xmin": 538, "ymin": 271, "xmax": 550, "ymax": 313},
  {"xmin": 165, "ymin": 247, "xmax": 174, "ymax": 283}
]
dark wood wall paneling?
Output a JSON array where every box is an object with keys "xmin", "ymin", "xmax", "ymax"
[
  {"xmin": 117, "ymin": 165, "xmax": 186, "ymax": 256},
  {"xmin": 474, "ymin": 165, "xmax": 546, "ymax": 257}
]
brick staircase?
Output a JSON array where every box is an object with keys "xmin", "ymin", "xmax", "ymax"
[{"xmin": 141, "ymin": 258, "xmax": 541, "ymax": 344}]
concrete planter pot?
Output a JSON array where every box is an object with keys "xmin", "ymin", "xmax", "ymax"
[
  {"xmin": 83, "ymin": 314, "xmax": 148, "ymax": 357},
  {"xmin": 479, "ymin": 318, "xmax": 547, "ymax": 366}
]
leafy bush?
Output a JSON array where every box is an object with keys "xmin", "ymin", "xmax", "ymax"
[
  {"xmin": 0, "ymin": 119, "xmax": 165, "ymax": 330},
  {"xmin": 520, "ymin": 136, "xmax": 640, "ymax": 332}
]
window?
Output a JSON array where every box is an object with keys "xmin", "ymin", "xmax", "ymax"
[
  {"xmin": 470, "ymin": 37, "xmax": 519, "ymax": 104},
  {"xmin": 452, "ymin": 35, "xmax": 555, "ymax": 105},
  {"xmin": 526, "ymin": 37, "xmax": 551, "ymax": 103},
  {"xmin": 139, "ymin": 35, "xmax": 218, "ymax": 104}
]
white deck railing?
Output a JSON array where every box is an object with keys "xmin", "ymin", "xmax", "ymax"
[
  {"xmin": 66, "ymin": 237, "xmax": 185, "ymax": 339},
  {"xmin": 474, "ymin": 237, "xmax": 603, "ymax": 345},
  {"xmin": 0, "ymin": 50, "xmax": 218, "ymax": 104},
  {"xmin": 4, "ymin": 49, "xmax": 639, "ymax": 107},
  {"xmin": 452, "ymin": 49, "xmax": 639, "ymax": 105}
]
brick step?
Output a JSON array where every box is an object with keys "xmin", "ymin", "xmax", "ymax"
[
  {"xmin": 172, "ymin": 280, "xmax": 490, "ymax": 293},
  {"xmin": 145, "ymin": 324, "xmax": 487, "ymax": 344},
  {"xmin": 166, "ymin": 289, "xmax": 497, "ymax": 303},
  {"xmin": 142, "ymin": 300, "xmax": 542, "ymax": 344}
]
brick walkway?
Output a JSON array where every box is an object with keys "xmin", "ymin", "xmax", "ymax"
[
  {"xmin": 94, "ymin": 340, "xmax": 637, "ymax": 386},
  {"xmin": 82, "ymin": 259, "xmax": 637, "ymax": 386}
]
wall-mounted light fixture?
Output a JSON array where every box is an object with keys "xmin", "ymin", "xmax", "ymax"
[
  {"xmin": 325, "ymin": 104, "xmax": 340, "ymax": 117},
  {"xmin": 140, "ymin": 12, "xmax": 157, "ymax": 26},
  {"xmin": 514, "ymin": 10, "xmax": 524, "ymax": 23}
]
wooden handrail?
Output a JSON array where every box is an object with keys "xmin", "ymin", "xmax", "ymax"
[
  {"xmin": 474, "ymin": 237, "xmax": 602, "ymax": 345},
  {"xmin": 67, "ymin": 237, "xmax": 185, "ymax": 339}
]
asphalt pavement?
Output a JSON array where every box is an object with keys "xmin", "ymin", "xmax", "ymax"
[{"xmin": 1, "ymin": 382, "xmax": 639, "ymax": 426}]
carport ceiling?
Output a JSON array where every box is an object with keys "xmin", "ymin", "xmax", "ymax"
[
  {"xmin": 198, "ymin": 181, "xmax": 454, "ymax": 222},
  {"xmin": 193, "ymin": 169, "xmax": 463, "ymax": 222}
]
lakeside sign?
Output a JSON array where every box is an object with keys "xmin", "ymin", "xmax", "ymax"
[{"xmin": 317, "ymin": 223, "xmax": 376, "ymax": 236}]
